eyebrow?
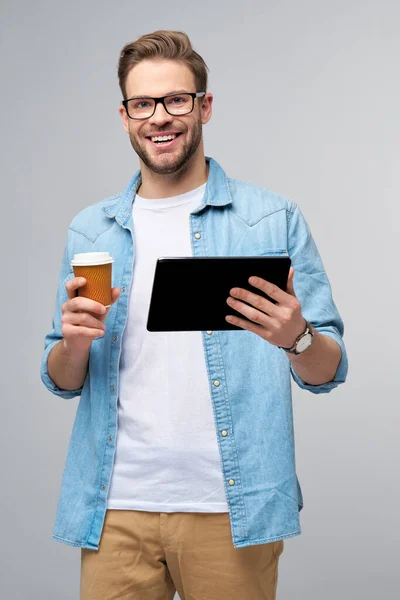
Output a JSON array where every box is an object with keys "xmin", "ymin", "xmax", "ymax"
[{"xmin": 128, "ymin": 89, "xmax": 191, "ymax": 100}]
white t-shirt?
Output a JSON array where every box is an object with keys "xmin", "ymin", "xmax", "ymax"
[{"xmin": 107, "ymin": 183, "xmax": 229, "ymax": 512}]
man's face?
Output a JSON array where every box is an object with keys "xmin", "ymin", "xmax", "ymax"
[{"xmin": 120, "ymin": 60, "xmax": 212, "ymax": 175}]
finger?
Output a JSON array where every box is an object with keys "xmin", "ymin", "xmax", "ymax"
[
  {"xmin": 65, "ymin": 296, "xmax": 107, "ymax": 315},
  {"xmin": 62, "ymin": 323, "xmax": 105, "ymax": 339},
  {"xmin": 101, "ymin": 288, "xmax": 121, "ymax": 319},
  {"xmin": 62, "ymin": 311, "xmax": 107, "ymax": 331},
  {"xmin": 229, "ymin": 287, "xmax": 279, "ymax": 317},
  {"xmin": 111, "ymin": 287, "xmax": 120, "ymax": 304},
  {"xmin": 248, "ymin": 276, "xmax": 296, "ymax": 307},
  {"xmin": 226, "ymin": 296, "xmax": 274, "ymax": 327},
  {"xmin": 225, "ymin": 313, "xmax": 267, "ymax": 337},
  {"xmin": 285, "ymin": 267, "xmax": 297, "ymax": 297},
  {"xmin": 65, "ymin": 277, "xmax": 87, "ymax": 300}
]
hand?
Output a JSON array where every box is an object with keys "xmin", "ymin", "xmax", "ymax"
[
  {"xmin": 61, "ymin": 277, "xmax": 120, "ymax": 352},
  {"xmin": 225, "ymin": 267, "xmax": 306, "ymax": 347}
]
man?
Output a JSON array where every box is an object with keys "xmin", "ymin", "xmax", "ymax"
[{"xmin": 41, "ymin": 30, "xmax": 348, "ymax": 600}]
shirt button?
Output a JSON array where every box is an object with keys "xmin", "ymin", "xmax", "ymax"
[
  {"xmin": 213, "ymin": 380, "xmax": 220, "ymax": 387},
  {"xmin": 113, "ymin": 335, "xmax": 118, "ymax": 342},
  {"xmin": 101, "ymin": 484, "xmax": 106, "ymax": 490},
  {"xmin": 121, "ymin": 287, "xmax": 126, "ymax": 293},
  {"xmin": 194, "ymin": 233, "xmax": 201, "ymax": 239},
  {"xmin": 206, "ymin": 330, "xmax": 213, "ymax": 335},
  {"xmin": 228, "ymin": 479, "xmax": 235, "ymax": 486},
  {"xmin": 108, "ymin": 436, "xmax": 113, "ymax": 442},
  {"xmin": 221, "ymin": 430, "xmax": 228, "ymax": 437},
  {"xmin": 111, "ymin": 386, "xmax": 115, "ymax": 392}
]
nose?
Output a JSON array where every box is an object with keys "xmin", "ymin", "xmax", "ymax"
[{"xmin": 148, "ymin": 101, "xmax": 173, "ymax": 127}]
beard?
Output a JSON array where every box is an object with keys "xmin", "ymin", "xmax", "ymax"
[{"xmin": 128, "ymin": 117, "xmax": 203, "ymax": 175}]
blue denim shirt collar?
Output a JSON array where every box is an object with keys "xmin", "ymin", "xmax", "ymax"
[{"xmin": 102, "ymin": 156, "xmax": 232, "ymax": 225}]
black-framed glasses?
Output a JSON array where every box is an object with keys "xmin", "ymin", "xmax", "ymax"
[{"xmin": 122, "ymin": 91, "xmax": 206, "ymax": 120}]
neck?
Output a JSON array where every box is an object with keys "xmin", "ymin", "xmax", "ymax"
[{"xmin": 137, "ymin": 145, "xmax": 208, "ymax": 199}]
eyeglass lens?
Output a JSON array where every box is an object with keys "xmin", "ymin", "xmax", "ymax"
[{"xmin": 127, "ymin": 94, "xmax": 194, "ymax": 119}]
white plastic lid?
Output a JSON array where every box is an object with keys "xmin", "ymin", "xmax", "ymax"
[{"xmin": 71, "ymin": 252, "xmax": 114, "ymax": 266}]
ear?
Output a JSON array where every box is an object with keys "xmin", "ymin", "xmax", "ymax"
[
  {"xmin": 119, "ymin": 103, "xmax": 130, "ymax": 133},
  {"xmin": 201, "ymin": 93, "xmax": 213, "ymax": 125}
]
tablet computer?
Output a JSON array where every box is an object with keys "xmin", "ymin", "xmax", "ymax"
[{"xmin": 146, "ymin": 256, "xmax": 291, "ymax": 332}]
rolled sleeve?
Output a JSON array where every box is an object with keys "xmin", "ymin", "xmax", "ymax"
[
  {"xmin": 290, "ymin": 327, "xmax": 348, "ymax": 394},
  {"xmin": 287, "ymin": 203, "xmax": 348, "ymax": 394},
  {"xmin": 40, "ymin": 232, "xmax": 83, "ymax": 400},
  {"xmin": 40, "ymin": 339, "xmax": 83, "ymax": 399}
]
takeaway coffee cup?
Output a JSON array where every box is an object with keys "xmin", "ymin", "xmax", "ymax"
[{"xmin": 71, "ymin": 252, "xmax": 114, "ymax": 308}]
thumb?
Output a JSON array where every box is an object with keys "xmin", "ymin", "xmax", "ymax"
[
  {"xmin": 286, "ymin": 267, "xmax": 297, "ymax": 297},
  {"xmin": 104, "ymin": 288, "xmax": 120, "ymax": 318},
  {"xmin": 111, "ymin": 287, "xmax": 121, "ymax": 304}
]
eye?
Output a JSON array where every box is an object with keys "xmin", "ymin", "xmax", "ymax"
[
  {"xmin": 170, "ymin": 96, "xmax": 185, "ymax": 104},
  {"xmin": 134, "ymin": 100, "xmax": 151, "ymax": 109}
]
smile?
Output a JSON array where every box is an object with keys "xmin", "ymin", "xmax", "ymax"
[{"xmin": 146, "ymin": 132, "xmax": 183, "ymax": 148}]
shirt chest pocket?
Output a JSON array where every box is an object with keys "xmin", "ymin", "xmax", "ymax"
[
  {"xmin": 232, "ymin": 211, "xmax": 289, "ymax": 256},
  {"xmin": 258, "ymin": 248, "xmax": 289, "ymax": 257}
]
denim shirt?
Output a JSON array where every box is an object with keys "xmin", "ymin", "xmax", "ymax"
[{"xmin": 41, "ymin": 156, "xmax": 348, "ymax": 550}]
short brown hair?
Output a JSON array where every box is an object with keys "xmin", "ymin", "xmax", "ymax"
[{"xmin": 117, "ymin": 30, "xmax": 209, "ymax": 100}]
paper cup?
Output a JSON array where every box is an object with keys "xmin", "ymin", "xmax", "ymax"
[{"xmin": 71, "ymin": 252, "xmax": 114, "ymax": 308}]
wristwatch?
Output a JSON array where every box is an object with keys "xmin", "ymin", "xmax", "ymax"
[{"xmin": 279, "ymin": 320, "xmax": 314, "ymax": 355}]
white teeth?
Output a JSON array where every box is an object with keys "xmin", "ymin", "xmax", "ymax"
[{"xmin": 150, "ymin": 134, "xmax": 177, "ymax": 142}]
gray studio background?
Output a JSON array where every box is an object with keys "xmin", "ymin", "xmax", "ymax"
[{"xmin": 1, "ymin": 0, "xmax": 398, "ymax": 598}]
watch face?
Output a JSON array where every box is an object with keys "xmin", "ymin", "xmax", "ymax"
[{"xmin": 297, "ymin": 333, "xmax": 312, "ymax": 353}]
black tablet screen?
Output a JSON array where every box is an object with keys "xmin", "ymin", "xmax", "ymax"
[{"xmin": 146, "ymin": 256, "xmax": 291, "ymax": 332}]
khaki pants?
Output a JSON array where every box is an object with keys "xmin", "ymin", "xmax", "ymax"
[{"xmin": 80, "ymin": 509, "xmax": 284, "ymax": 600}]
